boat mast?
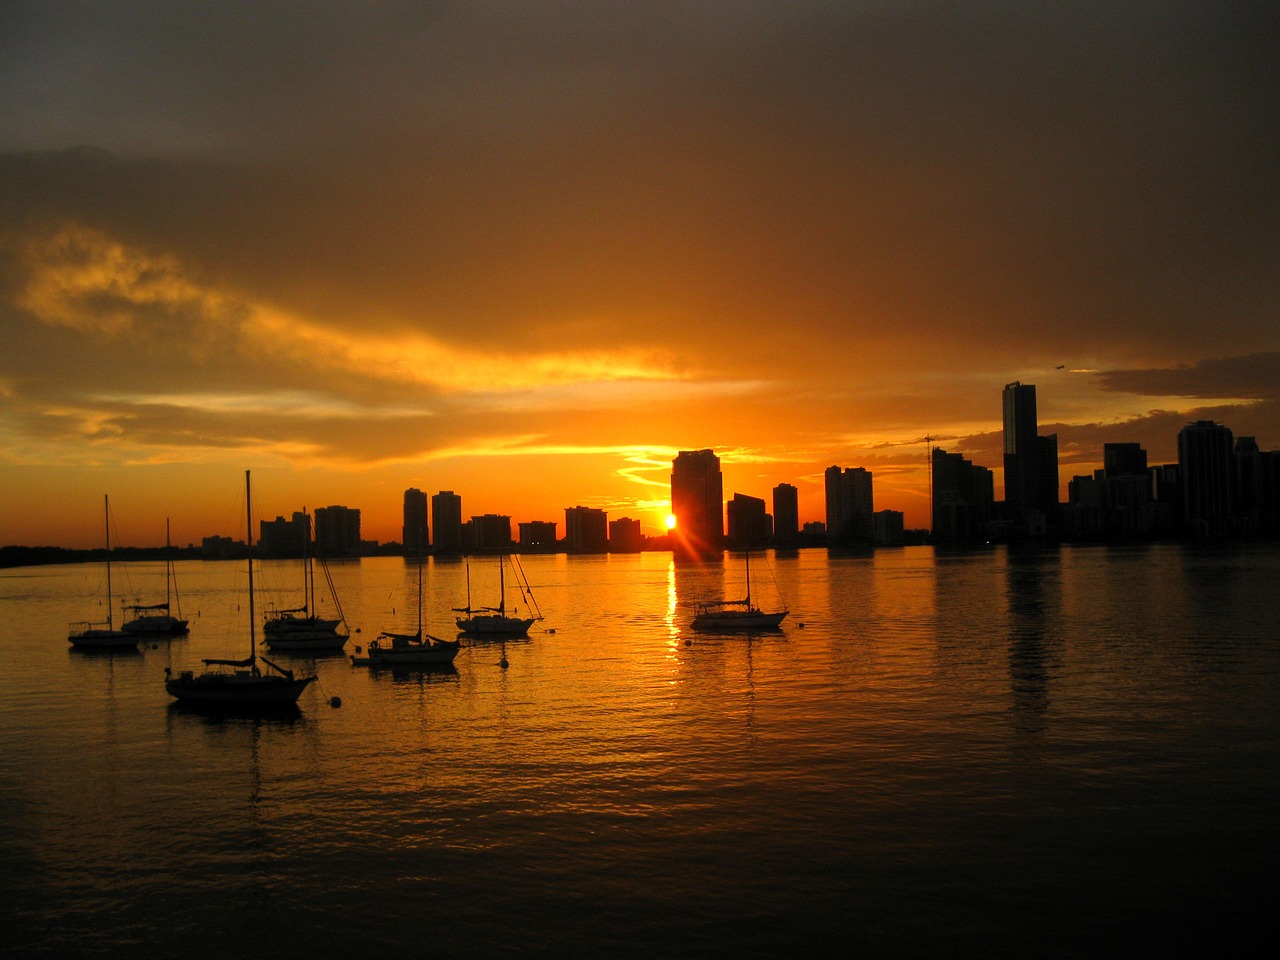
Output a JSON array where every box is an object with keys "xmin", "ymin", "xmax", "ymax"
[
  {"xmin": 498, "ymin": 556, "xmax": 506, "ymax": 616},
  {"xmin": 104, "ymin": 494, "xmax": 114, "ymax": 629},
  {"xmin": 246, "ymin": 470, "xmax": 257, "ymax": 669},
  {"xmin": 416, "ymin": 534, "xmax": 424, "ymax": 638},
  {"xmin": 165, "ymin": 516, "xmax": 172, "ymax": 613}
]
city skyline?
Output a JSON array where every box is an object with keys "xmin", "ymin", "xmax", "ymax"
[{"xmin": 2, "ymin": 4, "xmax": 1277, "ymax": 547}]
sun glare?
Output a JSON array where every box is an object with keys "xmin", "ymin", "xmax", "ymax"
[{"xmin": 665, "ymin": 514, "xmax": 677, "ymax": 530}]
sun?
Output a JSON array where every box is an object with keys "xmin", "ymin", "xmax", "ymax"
[{"xmin": 665, "ymin": 514, "xmax": 677, "ymax": 530}]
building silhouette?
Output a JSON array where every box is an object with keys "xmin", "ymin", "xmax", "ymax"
[
  {"xmin": 726, "ymin": 493, "xmax": 770, "ymax": 551},
  {"xmin": 608, "ymin": 517, "xmax": 643, "ymax": 553},
  {"xmin": 432, "ymin": 491, "xmax": 463, "ymax": 555},
  {"xmin": 402, "ymin": 488, "xmax": 428, "ymax": 556},
  {"xmin": 518, "ymin": 520, "xmax": 558, "ymax": 552},
  {"xmin": 469, "ymin": 514, "xmax": 513, "ymax": 553},
  {"xmin": 259, "ymin": 511, "xmax": 309, "ymax": 558},
  {"xmin": 932, "ymin": 448, "xmax": 994, "ymax": 543},
  {"xmin": 1178, "ymin": 420, "xmax": 1237, "ymax": 536},
  {"xmin": 315, "ymin": 505, "xmax": 360, "ymax": 557},
  {"xmin": 1002, "ymin": 381, "xmax": 1059, "ymax": 535},
  {"xmin": 565, "ymin": 506, "xmax": 609, "ymax": 554},
  {"xmin": 772, "ymin": 483, "xmax": 798, "ymax": 548},
  {"xmin": 825, "ymin": 465, "xmax": 874, "ymax": 545},
  {"xmin": 670, "ymin": 449, "xmax": 724, "ymax": 560}
]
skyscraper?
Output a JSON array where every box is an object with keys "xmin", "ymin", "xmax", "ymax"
[
  {"xmin": 315, "ymin": 505, "xmax": 361, "ymax": 557},
  {"xmin": 1002, "ymin": 381, "xmax": 1040, "ymax": 516},
  {"xmin": 1002, "ymin": 381, "xmax": 1059, "ymax": 533},
  {"xmin": 932, "ymin": 447, "xmax": 994, "ymax": 543},
  {"xmin": 432, "ymin": 491, "xmax": 463, "ymax": 555},
  {"xmin": 772, "ymin": 483, "xmax": 798, "ymax": 548},
  {"xmin": 825, "ymin": 465, "xmax": 873, "ymax": 544},
  {"xmin": 565, "ymin": 506, "xmax": 609, "ymax": 554},
  {"xmin": 670, "ymin": 449, "xmax": 724, "ymax": 560},
  {"xmin": 402, "ymin": 487, "xmax": 428, "ymax": 557},
  {"xmin": 1178, "ymin": 420, "xmax": 1236, "ymax": 535},
  {"xmin": 726, "ymin": 493, "xmax": 769, "ymax": 551}
]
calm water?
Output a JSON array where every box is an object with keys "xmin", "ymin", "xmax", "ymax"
[{"xmin": 3, "ymin": 545, "xmax": 1277, "ymax": 958}]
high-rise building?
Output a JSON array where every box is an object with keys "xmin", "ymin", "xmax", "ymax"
[
  {"xmin": 772, "ymin": 483, "xmax": 798, "ymax": 548},
  {"xmin": 825, "ymin": 465, "xmax": 874, "ymax": 544},
  {"xmin": 608, "ymin": 517, "xmax": 643, "ymax": 553},
  {"xmin": 726, "ymin": 493, "xmax": 769, "ymax": 551},
  {"xmin": 565, "ymin": 506, "xmax": 609, "ymax": 554},
  {"xmin": 670, "ymin": 449, "xmax": 724, "ymax": 560},
  {"xmin": 315, "ymin": 505, "xmax": 361, "ymax": 557},
  {"xmin": 1104, "ymin": 443, "xmax": 1148, "ymax": 478},
  {"xmin": 258, "ymin": 511, "xmax": 309, "ymax": 558},
  {"xmin": 518, "ymin": 521, "xmax": 558, "ymax": 552},
  {"xmin": 1002, "ymin": 381, "xmax": 1060, "ymax": 534},
  {"xmin": 431, "ymin": 491, "xmax": 463, "ymax": 555},
  {"xmin": 1178, "ymin": 420, "xmax": 1236, "ymax": 535},
  {"xmin": 469, "ymin": 514, "xmax": 512, "ymax": 552},
  {"xmin": 402, "ymin": 487, "xmax": 428, "ymax": 557},
  {"xmin": 1002, "ymin": 381, "xmax": 1040, "ymax": 516},
  {"xmin": 932, "ymin": 447, "xmax": 994, "ymax": 543}
]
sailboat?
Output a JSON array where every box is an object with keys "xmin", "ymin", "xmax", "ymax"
[
  {"xmin": 121, "ymin": 518, "xmax": 189, "ymax": 636},
  {"xmin": 454, "ymin": 554, "xmax": 542, "ymax": 635},
  {"xmin": 691, "ymin": 551, "xmax": 788, "ymax": 630},
  {"xmin": 68, "ymin": 495, "xmax": 139, "ymax": 649},
  {"xmin": 357, "ymin": 549, "xmax": 460, "ymax": 665},
  {"xmin": 164, "ymin": 471, "xmax": 316, "ymax": 705},
  {"xmin": 262, "ymin": 511, "xmax": 348, "ymax": 651}
]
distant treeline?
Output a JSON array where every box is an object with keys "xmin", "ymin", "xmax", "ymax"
[{"xmin": 0, "ymin": 545, "xmax": 205, "ymax": 569}]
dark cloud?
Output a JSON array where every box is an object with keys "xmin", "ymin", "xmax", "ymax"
[{"xmin": 1096, "ymin": 353, "xmax": 1280, "ymax": 401}]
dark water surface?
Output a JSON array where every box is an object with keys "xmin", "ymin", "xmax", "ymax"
[{"xmin": 3, "ymin": 545, "xmax": 1277, "ymax": 958}]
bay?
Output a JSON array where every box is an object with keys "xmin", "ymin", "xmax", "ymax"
[{"xmin": 2, "ymin": 544, "xmax": 1277, "ymax": 958}]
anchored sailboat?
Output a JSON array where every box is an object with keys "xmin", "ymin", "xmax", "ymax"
[
  {"xmin": 262, "ymin": 510, "xmax": 348, "ymax": 652},
  {"xmin": 454, "ymin": 554, "xmax": 542, "ymax": 635},
  {"xmin": 68, "ymin": 495, "xmax": 139, "ymax": 649},
  {"xmin": 164, "ymin": 471, "xmax": 316, "ymax": 705},
  {"xmin": 122, "ymin": 518, "xmax": 189, "ymax": 636},
  {"xmin": 358, "ymin": 549, "xmax": 459, "ymax": 665},
  {"xmin": 691, "ymin": 551, "xmax": 788, "ymax": 630}
]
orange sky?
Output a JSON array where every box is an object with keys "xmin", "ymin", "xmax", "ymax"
[{"xmin": 2, "ymin": 3, "xmax": 1277, "ymax": 548}]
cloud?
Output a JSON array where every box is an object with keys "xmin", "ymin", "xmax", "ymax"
[{"xmin": 1096, "ymin": 353, "xmax": 1280, "ymax": 402}]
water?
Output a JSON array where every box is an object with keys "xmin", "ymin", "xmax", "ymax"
[{"xmin": 3, "ymin": 545, "xmax": 1278, "ymax": 958}]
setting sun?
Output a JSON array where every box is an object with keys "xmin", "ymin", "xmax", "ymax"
[{"xmin": 665, "ymin": 514, "xmax": 677, "ymax": 530}]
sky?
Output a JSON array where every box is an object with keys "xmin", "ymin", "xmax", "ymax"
[{"xmin": 1, "ymin": 1, "xmax": 1277, "ymax": 548}]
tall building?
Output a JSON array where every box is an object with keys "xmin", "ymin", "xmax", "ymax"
[
  {"xmin": 1104, "ymin": 443, "xmax": 1148, "ymax": 478},
  {"xmin": 518, "ymin": 521, "xmax": 558, "ymax": 552},
  {"xmin": 932, "ymin": 447, "xmax": 995, "ymax": 543},
  {"xmin": 726, "ymin": 493, "xmax": 769, "ymax": 551},
  {"xmin": 565, "ymin": 506, "xmax": 609, "ymax": 554},
  {"xmin": 825, "ymin": 465, "xmax": 874, "ymax": 544},
  {"xmin": 772, "ymin": 483, "xmax": 798, "ymax": 548},
  {"xmin": 259, "ymin": 511, "xmax": 309, "ymax": 558},
  {"xmin": 1002, "ymin": 381, "xmax": 1060, "ymax": 534},
  {"xmin": 431, "ymin": 491, "xmax": 463, "ymax": 555},
  {"xmin": 1002, "ymin": 381, "xmax": 1040, "ymax": 516},
  {"xmin": 1178, "ymin": 420, "xmax": 1236, "ymax": 535},
  {"xmin": 402, "ymin": 488, "xmax": 428, "ymax": 557},
  {"xmin": 670, "ymin": 449, "xmax": 724, "ymax": 560},
  {"xmin": 315, "ymin": 505, "xmax": 361, "ymax": 557},
  {"xmin": 469, "ymin": 514, "xmax": 513, "ymax": 552},
  {"xmin": 608, "ymin": 517, "xmax": 643, "ymax": 553}
]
